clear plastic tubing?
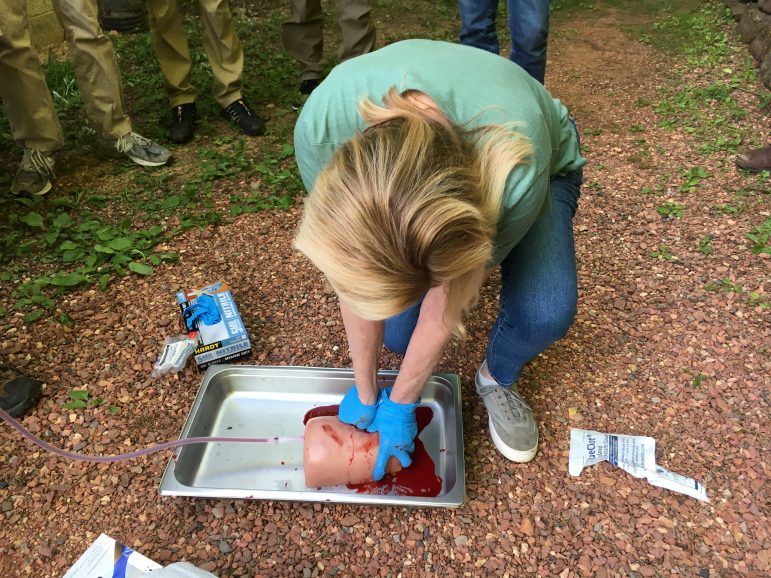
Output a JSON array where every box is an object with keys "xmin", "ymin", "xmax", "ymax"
[{"xmin": 0, "ymin": 406, "xmax": 302, "ymax": 463}]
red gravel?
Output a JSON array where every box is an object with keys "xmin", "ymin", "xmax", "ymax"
[{"xmin": 1, "ymin": 8, "xmax": 769, "ymax": 578}]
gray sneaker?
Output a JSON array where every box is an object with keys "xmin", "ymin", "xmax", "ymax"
[
  {"xmin": 99, "ymin": 131, "xmax": 171, "ymax": 167},
  {"xmin": 475, "ymin": 361, "xmax": 538, "ymax": 462},
  {"xmin": 11, "ymin": 149, "xmax": 55, "ymax": 196}
]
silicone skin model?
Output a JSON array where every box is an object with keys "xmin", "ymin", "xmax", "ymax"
[{"xmin": 303, "ymin": 416, "xmax": 402, "ymax": 487}]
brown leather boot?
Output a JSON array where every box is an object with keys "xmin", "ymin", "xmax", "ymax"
[
  {"xmin": 735, "ymin": 145, "xmax": 771, "ymax": 173},
  {"xmin": 0, "ymin": 367, "xmax": 42, "ymax": 418}
]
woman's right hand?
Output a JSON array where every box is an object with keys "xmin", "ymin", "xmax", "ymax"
[{"xmin": 338, "ymin": 384, "xmax": 379, "ymax": 429}]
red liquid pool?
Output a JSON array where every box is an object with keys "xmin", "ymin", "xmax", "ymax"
[{"xmin": 303, "ymin": 404, "xmax": 443, "ymax": 497}]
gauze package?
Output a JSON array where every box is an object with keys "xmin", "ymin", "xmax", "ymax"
[{"xmin": 569, "ymin": 429, "xmax": 709, "ymax": 503}]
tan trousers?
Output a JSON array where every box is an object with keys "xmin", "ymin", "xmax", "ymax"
[
  {"xmin": 282, "ymin": 0, "xmax": 375, "ymax": 81},
  {"xmin": 146, "ymin": 0, "xmax": 244, "ymax": 108},
  {"xmin": 0, "ymin": 0, "xmax": 132, "ymax": 149}
]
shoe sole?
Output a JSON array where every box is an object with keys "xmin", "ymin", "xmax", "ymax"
[
  {"xmin": 127, "ymin": 154, "xmax": 170, "ymax": 167},
  {"xmin": 735, "ymin": 159, "xmax": 769, "ymax": 174},
  {"xmin": 11, "ymin": 181, "xmax": 52, "ymax": 196},
  {"xmin": 31, "ymin": 181, "xmax": 53, "ymax": 196},
  {"xmin": 488, "ymin": 416, "xmax": 538, "ymax": 463}
]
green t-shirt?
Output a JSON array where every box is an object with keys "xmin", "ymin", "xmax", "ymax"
[{"xmin": 294, "ymin": 39, "xmax": 586, "ymax": 265}]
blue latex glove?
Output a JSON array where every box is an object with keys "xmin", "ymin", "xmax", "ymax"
[
  {"xmin": 338, "ymin": 384, "xmax": 378, "ymax": 430},
  {"xmin": 183, "ymin": 293, "xmax": 221, "ymax": 330},
  {"xmin": 367, "ymin": 388, "xmax": 420, "ymax": 481}
]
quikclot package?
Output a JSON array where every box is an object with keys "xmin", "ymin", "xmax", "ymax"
[{"xmin": 177, "ymin": 281, "xmax": 251, "ymax": 370}]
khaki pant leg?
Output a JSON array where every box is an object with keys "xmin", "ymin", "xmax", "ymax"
[
  {"xmin": 282, "ymin": 0, "xmax": 325, "ymax": 81},
  {"xmin": 0, "ymin": 0, "xmax": 64, "ymax": 151},
  {"xmin": 52, "ymin": 0, "xmax": 131, "ymax": 139},
  {"xmin": 337, "ymin": 0, "xmax": 375, "ymax": 62},
  {"xmin": 146, "ymin": 0, "xmax": 196, "ymax": 107},
  {"xmin": 197, "ymin": 0, "xmax": 243, "ymax": 107}
]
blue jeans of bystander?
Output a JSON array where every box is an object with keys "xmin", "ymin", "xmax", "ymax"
[{"xmin": 456, "ymin": 0, "xmax": 550, "ymax": 83}]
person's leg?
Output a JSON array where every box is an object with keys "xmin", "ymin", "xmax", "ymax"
[
  {"xmin": 282, "ymin": 0, "xmax": 326, "ymax": 82},
  {"xmin": 51, "ymin": 0, "xmax": 132, "ymax": 140},
  {"xmin": 478, "ymin": 164, "xmax": 581, "ymax": 462},
  {"xmin": 487, "ymin": 166, "xmax": 582, "ymax": 386},
  {"xmin": 336, "ymin": 0, "xmax": 375, "ymax": 63},
  {"xmin": 456, "ymin": 0, "xmax": 500, "ymax": 55},
  {"xmin": 383, "ymin": 302, "xmax": 422, "ymax": 355},
  {"xmin": 506, "ymin": 0, "xmax": 549, "ymax": 84},
  {"xmin": 146, "ymin": 0, "xmax": 197, "ymax": 107},
  {"xmin": 0, "ymin": 0, "xmax": 64, "ymax": 152},
  {"xmin": 197, "ymin": 0, "xmax": 243, "ymax": 108},
  {"xmin": 0, "ymin": 0, "xmax": 63, "ymax": 195}
]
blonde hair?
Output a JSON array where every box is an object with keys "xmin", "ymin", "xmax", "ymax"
[{"xmin": 294, "ymin": 87, "xmax": 531, "ymax": 336}]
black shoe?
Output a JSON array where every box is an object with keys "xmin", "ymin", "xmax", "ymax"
[
  {"xmin": 220, "ymin": 99, "xmax": 265, "ymax": 136},
  {"xmin": 169, "ymin": 103, "xmax": 197, "ymax": 144},
  {"xmin": 299, "ymin": 78, "xmax": 322, "ymax": 96},
  {"xmin": 0, "ymin": 374, "xmax": 42, "ymax": 418}
]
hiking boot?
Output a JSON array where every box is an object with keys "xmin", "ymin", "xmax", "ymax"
[
  {"xmin": 735, "ymin": 145, "xmax": 771, "ymax": 173},
  {"xmin": 475, "ymin": 361, "xmax": 538, "ymax": 462},
  {"xmin": 299, "ymin": 78, "xmax": 322, "ymax": 95},
  {"xmin": 11, "ymin": 149, "xmax": 55, "ymax": 196},
  {"xmin": 98, "ymin": 131, "xmax": 172, "ymax": 167},
  {"xmin": 220, "ymin": 99, "xmax": 265, "ymax": 136},
  {"xmin": 168, "ymin": 102, "xmax": 197, "ymax": 144},
  {"xmin": 0, "ymin": 371, "xmax": 42, "ymax": 418}
]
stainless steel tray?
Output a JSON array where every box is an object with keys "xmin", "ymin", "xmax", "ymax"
[{"xmin": 159, "ymin": 365, "xmax": 465, "ymax": 507}]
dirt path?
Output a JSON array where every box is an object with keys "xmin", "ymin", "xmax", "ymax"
[{"xmin": 1, "ymin": 2, "xmax": 769, "ymax": 577}]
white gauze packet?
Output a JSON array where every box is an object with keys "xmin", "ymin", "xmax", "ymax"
[{"xmin": 569, "ymin": 428, "xmax": 709, "ymax": 503}]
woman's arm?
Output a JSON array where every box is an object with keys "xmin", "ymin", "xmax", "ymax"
[
  {"xmin": 388, "ymin": 284, "xmax": 452, "ymax": 403},
  {"xmin": 389, "ymin": 266, "xmax": 492, "ymax": 403},
  {"xmin": 339, "ymin": 301, "xmax": 383, "ymax": 405}
]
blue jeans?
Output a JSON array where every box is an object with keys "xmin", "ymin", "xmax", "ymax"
[
  {"xmin": 384, "ymin": 164, "xmax": 582, "ymax": 387},
  {"xmin": 456, "ymin": 0, "xmax": 550, "ymax": 84}
]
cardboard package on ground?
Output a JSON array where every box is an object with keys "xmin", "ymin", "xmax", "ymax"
[
  {"xmin": 177, "ymin": 281, "xmax": 251, "ymax": 370},
  {"xmin": 63, "ymin": 533, "xmax": 219, "ymax": 577}
]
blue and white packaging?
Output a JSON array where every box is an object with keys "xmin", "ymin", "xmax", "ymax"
[{"xmin": 176, "ymin": 281, "xmax": 251, "ymax": 370}]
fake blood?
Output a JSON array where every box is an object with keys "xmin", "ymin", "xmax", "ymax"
[{"xmin": 302, "ymin": 404, "xmax": 443, "ymax": 497}]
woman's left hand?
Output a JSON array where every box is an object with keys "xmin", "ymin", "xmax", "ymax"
[{"xmin": 367, "ymin": 388, "xmax": 420, "ymax": 481}]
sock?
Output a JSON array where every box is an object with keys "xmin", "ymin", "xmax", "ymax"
[{"xmin": 477, "ymin": 361, "xmax": 500, "ymax": 386}]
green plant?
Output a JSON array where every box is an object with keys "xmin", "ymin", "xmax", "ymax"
[
  {"xmin": 679, "ymin": 167, "xmax": 710, "ymax": 192},
  {"xmin": 705, "ymin": 277, "xmax": 743, "ymax": 294},
  {"xmin": 63, "ymin": 389, "xmax": 104, "ymax": 410},
  {"xmin": 650, "ymin": 246, "xmax": 674, "ymax": 260},
  {"xmin": 657, "ymin": 200, "xmax": 684, "ymax": 218},
  {"xmin": 747, "ymin": 218, "xmax": 771, "ymax": 255},
  {"xmin": 698, "ymin": 235, "xmax": 713, "ymax": 256},
  {"xmin": 712, "ymin": 204, "xmax": 740, "ymax": 214}
]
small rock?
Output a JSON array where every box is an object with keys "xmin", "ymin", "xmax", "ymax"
[
  {"xmin": 219, "ymin": 540, "xmax": 232, "ymax": 554},
  {"xmin": 521, "ymin": 518, "xmax": 534, "ymax": 536},
  {"xmin": 264, "ymin": 522, "xmax": 277, "ymax": 533}
]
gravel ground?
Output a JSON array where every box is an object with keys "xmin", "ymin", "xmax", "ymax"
[{"xmin": 1, "ymin": 6, "xmax": 769, "ymax": 578}]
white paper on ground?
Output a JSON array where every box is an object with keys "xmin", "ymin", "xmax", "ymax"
[
  {"xmin": 62, "ymin": 535, "xmax": 221, "ymax": 578},
  {"xmin": 569, "ymin": 428, "xmax": 709, "ymax": 503},
  {"xmin": 62, "ymin": 533, "xmax": 161, "ymax": 578},
  {"xmin": 144, "ymin": 562, "xmax": 219, "ymax": 577}
]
